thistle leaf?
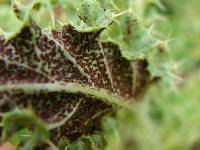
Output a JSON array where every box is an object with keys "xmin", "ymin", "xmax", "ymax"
[
  {"xmin": 121, "ymin": 24, "xmax": 160, "ymax": 60},
  {"xmin": 0, "ymin": 15, "xmax": 151, "ymax": 146},
  {"xmin": 0, "ymin": 1, "xmax": 158, "ymax": 149},
  {"xmin": 75, "ymin": 0, "xmax": 116, "ymax": 31}
]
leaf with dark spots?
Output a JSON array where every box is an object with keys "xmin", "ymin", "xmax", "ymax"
[
  {"xmin": 101, "ymin": 42, "xmax": 134, "ymax": 98},
  {"xmin": 52, "ymin": 25, "xmax": 113, "ymax": 91},
  {"xmin": 0, "ymin": 17, "xmax": 151, "ymax": 148}
]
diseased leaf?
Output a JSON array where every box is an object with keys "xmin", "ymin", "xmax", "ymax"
[
  {"xmin": 0, "ymin": 16, "xmax": 151, "ymax": 143},
  {"xmin": 0, "ymin": 0, "xmax": 156, "ymax": 148}
]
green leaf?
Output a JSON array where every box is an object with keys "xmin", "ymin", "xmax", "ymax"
[
  {"xmin": 12, "ymin": 0, "xmax": 29, "ymax": 21},
  {"xmin": 9, "ymin": 128, "xmax": 31, "ymax": 147},
  {"xmin": 2, "ymin": 109, "xmax": 49, "ymax": 150},
  {"xmin": 75, "ymin": 0, "xmax": 115, "ymax": 31},
  {"xmin": 12, "ymin": 0, "xmax": 40, "ymax": 21},
  {"xmin": 121, "ymin": 24, "xmax": 160, "ymax": 60}
]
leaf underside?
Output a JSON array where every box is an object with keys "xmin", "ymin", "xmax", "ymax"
[{"xmin": 0, "ymin": 17, "xmax": 152, "ymax": 144}]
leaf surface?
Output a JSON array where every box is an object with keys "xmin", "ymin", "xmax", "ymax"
[{"xmin": 0, "ymin": 0, "xmax": 153, "ymax": 148}]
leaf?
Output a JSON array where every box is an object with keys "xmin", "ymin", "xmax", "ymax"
[
  {"xmin": 12, "ymin": 0, "xmax": 40, "ymax": 21},
  {"xmin": 0, "ymin": 15, "xmax": 152, "ymax": 145},
  {"xmin": 12, "ymin": 0, "xmax": 29, "ymax": 21},
  {"xmin": 2, "ymin": 109, "xmax": 49, "ymax": 150},
  {"xmin": 75, "ymin": 0, "xmax": 115, "ymax": 31},
  {"xmin": 67, "ymin": 117, "xmax": 124, "ymax": 150},
  {"xmin": 0, "ymin": 0, "xmax": 154, "ymax": 148},
  {"xmin": 67, "ymin": 133, "xmax": 108, "ymax": 150},
  {"xmin": 100, "ymin": 13, "xmax": 160, "ymax": 62},
  {"xmin": 121, "ymin": 24, "xmax": 160, "ymax": 60},
  {"xmin": 67, "ymin": 136, "xmax": 97, "ymax": 150}
]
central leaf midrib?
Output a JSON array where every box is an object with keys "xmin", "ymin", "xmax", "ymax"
[{"xmin": 0, "ymin": 83, "xmax": 130, "ymax": 107}]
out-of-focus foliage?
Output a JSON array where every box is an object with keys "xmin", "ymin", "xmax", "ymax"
[
  {"xmin": 112, "ymin": 69, "xmax": 200, "ymax": 150},
  {"xmin": 2, "ymin": 109, "xmax": 50, "ymax": 150},
  {"xmin": 106, "ymin": 0, "xmax": 200, "ymax": 150},
  {"xmin": 0, "ymin": 1, "xmax": 22, "ymax": 34}
]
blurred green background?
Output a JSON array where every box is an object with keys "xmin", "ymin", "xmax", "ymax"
[
  {"xmin": 0, "ymin": 0, "xmax": 200, "ymax": 149},
  {"xmin": 110, "ymin": 0, "xmax": 200, "ymax": 149}
]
